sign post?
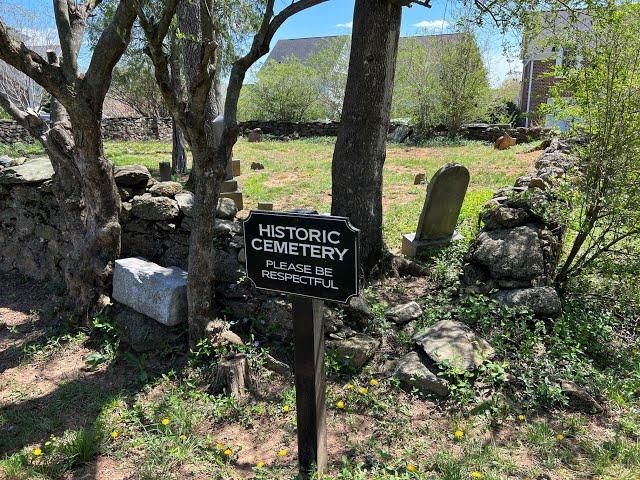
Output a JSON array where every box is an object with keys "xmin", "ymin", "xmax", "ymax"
[{"xmin": 244, "ymin": 211, "xmax": 359, "ymax": 477}]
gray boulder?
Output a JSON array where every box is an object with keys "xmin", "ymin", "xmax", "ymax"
[
  {"xmin": 492, "ymin": 287, "xmax": 562, "ymax": 317},
  {"xmin": 213, "ymin": 249, "xmax": 243, "ymax": 282},
  {"xmin": 175, "ymin": 192, "xmax": 194, "ymax": 216},
  {"xmin": 112, "ymin": 257, "xmax": 188, "ymax": 326},
  {"xmin": 0, "ymin": 155, "xmax": 12, "ymax": 167},
  {"xmin": 131, "ymin": 195, "xmax": 179, "ymax": 221},
  {"xmin": 481, "ymin": 206, "xmax": 530, "ymax": 230},
  {"xmin": 327, "ymin": 333, "xmax": 379, "ymax": 369},
  {"xmin": 393, "ymin": 352, "xmax": 449, "ymax": 397},
  {"xmin": 217, "ymin": 197, "xmax": 238, "ymax": 220},
  {"xmin": 114, "ymin": 164, "xmax": 151, "ymax": 187},
  {"xmin": 114, "ymin": 305, "xmax": 177, "ymax": 352},
  {"xmin": 342, "ymin": 295, "xmax": 374, "ymax": 328},
  {"xmin": 470, "ymin": 225, "xmax": 544, "ymax": 281},
  {"xmin": 0, "ymin": 157, "xmax": 54, "ymax": 184},
  {"xmin": 386, "ymin": 301, "xmax": 423, "ymax": 325},
  {"xmin": 388, "ymin": 124, "xmax": 412, "ymax": 143},
  {"xmin": 413, "ymin": 320, "xmax": 494, "ymax": 371},
  {"xmin": 149, "ymin": 181, "xmax": 183, "ymax": 197},
  {"xmin": 560, "ymin": 380, "xmax": 603, "ymax": 414}
]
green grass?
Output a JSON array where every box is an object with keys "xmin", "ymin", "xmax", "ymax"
[{"xmin": 3, "ymin": 137, "xmax": 538, "ymax": 250}]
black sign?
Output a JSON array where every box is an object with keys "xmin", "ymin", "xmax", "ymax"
[{"xmin": 243, "ymin": 211, "xmax": 360, "ymax": 303}]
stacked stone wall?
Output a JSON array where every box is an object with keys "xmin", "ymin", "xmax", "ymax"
[
  {"xmin": 461, "ymin": 138, "xmax": 575, "ymax": 316},
  {"xmin": 0, "ymin": 117, "xmax": 552, "ymax": 144}
]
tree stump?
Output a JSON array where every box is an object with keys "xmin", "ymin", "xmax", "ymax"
[{"xmin": 214, "ymin": 354, "xmax": 252, "ymax": 398}]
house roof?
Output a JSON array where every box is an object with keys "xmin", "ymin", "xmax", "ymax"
[{"xmin": 264, "ymin": 33, "xmax": 465, "ymax": 65}]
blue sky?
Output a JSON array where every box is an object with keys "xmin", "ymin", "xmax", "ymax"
[{"xmin": 4, "ymin": 0, "xmax": 523, "ymax": 86}]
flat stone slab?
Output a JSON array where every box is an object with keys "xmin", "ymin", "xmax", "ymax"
[
  {"xmin": 491, "ymin": 286, "xmax": 562, "ymax": 317},
  {"xmin": 386, "ymin": 301, "xmax": 423, "ymax": 325},
  {"xmin": 0, "ymin": 157, "xmax": 54, "ymax": 184},
  {"xmin": 412, "ymin": 320, "xmax": 494, "ymax": 371},
  {"xmin": 327, "ymin": 333, "xmax": 379, "ymax": 369},
  {"xmin": 114, "ymin": 164, "xmax": 151, "ymax": 187},
  {"xmin": 112, "ymin": 257, "xmax": 188, "ymax": 326}
]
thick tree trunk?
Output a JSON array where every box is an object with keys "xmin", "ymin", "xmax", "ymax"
[
  {"xmin": 187, "ymin": 139, "xmax": 225, "ymax": 343},
  {"xmin": 65, "ymin": 108, "xmax": 122, "ymax": 320},
  {"xmin": 331, "ymin": 0, "xmax": 402, "ymax": 275}
]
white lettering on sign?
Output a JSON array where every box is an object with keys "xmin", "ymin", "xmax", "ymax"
[{"xmin": 251, "ymin": 224, "xmax": 349, "ymax": 261}]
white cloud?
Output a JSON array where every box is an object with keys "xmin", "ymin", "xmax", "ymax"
[
  {"xmin": 336, "ymin": 21, "xmax": 353, "ymax": 29},
  {"xmin": 412, "ymin": 19, "xmax": 450, "ymax": 31}
]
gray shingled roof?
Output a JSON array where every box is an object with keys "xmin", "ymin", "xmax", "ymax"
[{"xmin": 263, "ymin": 33, "xmax": 465, "ymax": 66}]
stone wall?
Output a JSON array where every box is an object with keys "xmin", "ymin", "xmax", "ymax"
[
  {"xmin": 460, "ymin": 138, "xmax": 575, "ymax": 316},
  {"xmin": 0, "ymin": 117, "xmax": 552, "ymax": 145}
]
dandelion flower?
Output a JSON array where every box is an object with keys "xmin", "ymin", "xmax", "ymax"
[
  {"xmin": 407, "ymin": 463, "xmax": 417, "ymax": 472},
  {"xmin": 256, "ymin": 460, "xmax": 265, "ymax": 468},
  {"xmin": 161, "ymin": 418, "xmax": 170, "ymax": 426},
  {"xmin": 179, "ymin": 434, "xmax": 187, "ymax": 442},
  {"xmin": 224, "ymin": 448, "xmax": 233, "ymax": 456},
  {"xmin": 282, "ymin": 405, "xmax": 290, "ymax": 412},
  {"xmin": 454, "ymin": 430, "xmax": 464, "ymax": 439},
  {"xmin": 336, "ymin": 400, "xmax": 345, "ymax": 409},
  {"xmin": 346, "ymin": 383, "xmax": 354, "ymax": 390},
  {"xmin": 359, "ymin": 387, "xmax": 368, "ymax": 395},
  {"xmin": 470, "ymin": 471, "xmax": 483, "ymax": 478},
  {"xmin": 517, "ymin": 414, "xmax": 526, "ymax": 422},
  {"xmin": 278, "ymin": 449, "xmax": 287, "ymax": 457},
  {"xmin": 370, "ymin": 379, "xmax": 379, "ymax": 386},
  {"xmin": 110, "ymin": 430, "xmax": 119, "ymax": 439},
  {"xmin": 32, "ymin": 448, "xmax": 43, "ymax": 457},
  {"xmin": 556, "ymin": 433, "xmax": 565, "ymax": 441},
  {"xmin": 216, "ymin": 442, "xmax": 224, "ymax": 450}
]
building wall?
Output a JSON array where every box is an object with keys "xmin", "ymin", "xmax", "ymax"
[{"xmin": 520, "ymin": 59, "xmax": 559, "ymax": 126}]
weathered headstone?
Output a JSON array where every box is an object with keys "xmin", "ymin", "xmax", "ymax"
[
  {"xmin": 159, "ymin": 161, "xmax": 172, "ymax": 181},
  {"xmin": 232, "ymin": 159, "xmax": 241, "ymax": 177},
  {"xmin": 247, "ymin": 128, "xmax": 262, "ymax": 142},
  {"xmin": 257, "ymin": 201, "xmax": 273, "ymax": 211},
  {"xmin": 402, "ymin": 163, "xmax": 470, "ymax": 257},
  {"xmin": 413, "ymin": 173, "xmax": 426, "ymax": 185}
]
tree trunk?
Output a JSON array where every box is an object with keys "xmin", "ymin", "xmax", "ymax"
[
  {"xmin": 65, "ymin": 108, "xmax": 122, "ymax": 320},
  {"xmin": 186, "ymin": 139, "xmax": 226, "ymax": 343},
  {"xmin": 171, "ymin": 118, "xmax": 187, "ymax": 173},
  {"xmin": 331, "ymin": 0, "xmax": 402, "ymax": 275}
]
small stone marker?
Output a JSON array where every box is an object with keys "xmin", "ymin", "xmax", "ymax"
[
  {"xmin": 220, "ymin": 190, "xmax": 244, "ymax": 210},
  {"xmin": 257, "ymin": 201, "xmax": 273, "ymax": 211},
  {"xmin": 247, "ymin": 128, "xmax": 262, "ymax": 142},
  {"xmin": 402, "ymin": 163, "xmax": 470, "ymax": 257},
  {"xmin": 413, "ymin": 173, "xmax": 426, "ymax": 185},
  {"xmin": 112, "ymin": 257, "xmax": 187, "ymax": 326},
  {"xmin": 251, "ymin": 162, "xmax": 265, "ymax": 170},
  {"xmin": 232, "ymin": 159, "xmax": 241, "ymax": 177},
  {"xmin": 494, "ymin": 133, "xmax": 517, "ymax": 150},
  {"xmin": 159, "ymin": 161, "xmax": 172, "ymax": 181}
]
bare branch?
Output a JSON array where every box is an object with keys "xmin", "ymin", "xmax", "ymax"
[
  {"xmin": 0, "ymin": 19, "xmax": 69, "ymax": 103},
  {"xmin": 0, "ymin": 88, "xmax": 46, "ymax": 139}
]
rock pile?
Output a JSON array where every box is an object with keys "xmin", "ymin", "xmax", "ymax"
[{"xmin": 461, "ymin": 139, "xmax": 575, "ymax": 316}]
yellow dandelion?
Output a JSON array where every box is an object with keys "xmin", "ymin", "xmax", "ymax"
[
  {"xmin": 556, "ymin": 433, "xmax": 565, "ymax": 441},
  {"xmin": 517, "ymin": 414, "xmax": 526, "ymax": 422},
  {"xmin": 345, "ymin": 383, "xmax": 354, "ymax": 390},
  {"xmin": 110, "ymin": 430, "xmax": 119, "ymax": 439},
  {"xmin": 216, "ymin": 442, "xmax": 224, "ymax": 450},
  {"xmin": 161, "ymin": 418, "xmax": 170, "ymax": 426},
  {"xmin": 282, "ymin": 405, "xmax": 290, "ymax": 412},
  {"xmin": 470, "ymin": 471, "xmax": 483, "ymax": 478},
  {"xmin": 32, "ymin": 448, "xmax": 43, "ymax": 457},
  {"xmin": 407, "ymin": 463, "xmax": 417, "ymax": 472},
  {"xmin": 179, "ymin": 434, "xmax": 187, "ymax": 442},
  {"xmin": 223, "ymin": 448, "xmax": 233, "ymax": 456},
  {"xmin": 370, "ymin": 379, "xmax": 379, "ymax": 386},
  {"xmin": 256, "ymin": 460, "xmax": 265, "ymax": 468},
  {"xmin": 336, "ymin": 400, "xmax": 345, "ymax": 409},
  {"xmin": 454, "ymin": 430, "xmax": 464, "ymax": 439},
  {"xmin": 278, "ymin": 449, "xmax": 287, "ymax": 457},
  {"xmin": 359, "ymin": 387, "xmax": 368, "ymax": 395}
]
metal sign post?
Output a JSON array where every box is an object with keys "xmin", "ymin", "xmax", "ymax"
[{"xmin": 243, "ymin": 211, "xmax": 359, "ymax": 477}]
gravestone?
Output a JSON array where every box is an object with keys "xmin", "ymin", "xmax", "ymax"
[
  {"xmin": 212, "ymin": 115, "xmax": 244, "ymax": 209},
  {"xmin": 402, "ymin": 163, "xmax": 469, "ymax": 257}
]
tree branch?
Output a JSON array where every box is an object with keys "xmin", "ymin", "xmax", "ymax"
[
  {"xmin": 83, "ymin": 0, "xmax": 140, "ymax": 104},
  {"xmin": 0, "ymin": 19, "xmax": 69, "ymax": 103},
  {"xmin": 0, "ymin": 89, "xmax": 46, "ymax": 139}
]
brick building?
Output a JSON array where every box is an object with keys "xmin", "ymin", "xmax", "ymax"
[{"xmin": 520, "ymin": 10, "xmax": 592, "ymax": 128}]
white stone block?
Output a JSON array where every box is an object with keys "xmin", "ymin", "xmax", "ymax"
[{"xmin": 113, "ymin": 257, "xmax": 188, "ymax": 326}]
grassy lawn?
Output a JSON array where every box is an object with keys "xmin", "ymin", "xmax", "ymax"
[{"xmin": 100, "ymin": 137, "xmax": 539, "ymax": 250}]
